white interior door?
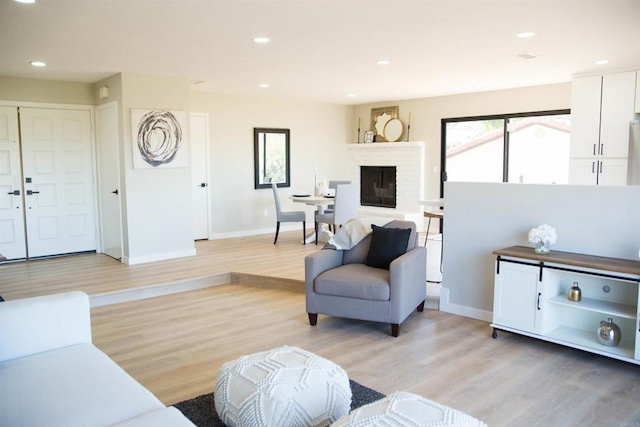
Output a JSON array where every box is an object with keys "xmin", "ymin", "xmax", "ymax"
[
  {"xmin": 0, "ymin": 106, "xmax": 27, "ymax": 260},
  {"xmin": 19, "ymin": 108, "xmax": 96, "ymax": 258},
  {"xmin": 191, "ymin": 113, "xmax": 210, "ymax": 240},
  {"xmin": 96, "ymin": 102, "xmax": 123, "ymax": 260}
]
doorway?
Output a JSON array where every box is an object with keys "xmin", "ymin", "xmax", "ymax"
[
  {"xmin": 0, "ymin": 106, "xmax": 97, "ymax": 260},
  {"xmin": 191, "ymin": 112, "xmax": 210, "ymax": 240}
]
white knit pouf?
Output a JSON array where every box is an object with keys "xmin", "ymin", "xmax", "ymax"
[
  {"xmin": 214, "ymin": 346, "xmax": 352, "ymax": 427},
  {"xmin": 331, "ymin": 391, "xmax": 487, "ymax": 427}
]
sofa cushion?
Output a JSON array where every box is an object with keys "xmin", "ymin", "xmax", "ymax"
[
  {"xmin": 0, "ymin": 343, "xmax": 165, "ymax": 427},
  {"xmin": 365, "ymin": 224, "xmax": 411, "ymax": 270},
  {"xmin": 111, "ymin": 407, "xmax": 195, "ymax": 427},
  {"xmin": 315, "ymin": 264, "xmax": 390, "ymax": 301},
  {"xmin": 0, "ymin": 291, "xmax": 91, "ymax": 363}
]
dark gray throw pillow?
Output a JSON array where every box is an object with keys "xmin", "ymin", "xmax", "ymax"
[{"xmin": 365, "ymin": 224, "xmax": 411, "ymax": 270}]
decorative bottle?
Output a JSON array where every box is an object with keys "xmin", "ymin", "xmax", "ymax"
[{"xmin": 568, "ymin": 282, "xmax": 581, "ymax": 302}]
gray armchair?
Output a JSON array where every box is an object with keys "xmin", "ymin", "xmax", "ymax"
[{"xmin": 305, "ymin": 220, "xmax": 426, "ymax": 337}]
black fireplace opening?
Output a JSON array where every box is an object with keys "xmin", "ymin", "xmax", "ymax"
[{"xmin": 360, "ymin": 166, "xmax": 397, "ymax": 208}]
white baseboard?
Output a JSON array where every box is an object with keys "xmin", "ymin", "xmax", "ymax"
[
  {"xmin": 210, "ymin": 224, "xmax": 307, "ymax": 240},
  {"xmin": 438, "ymin": 287, "xmax": 493, "ymax": 322},
  {"xmin": 122, "ymin": 248, "xmax": 197, "ymax": 265}
]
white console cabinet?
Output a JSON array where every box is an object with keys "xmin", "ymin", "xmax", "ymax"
[{"xmin": 492, "ymin": 246, "xmax": 640, "ymax": 365}]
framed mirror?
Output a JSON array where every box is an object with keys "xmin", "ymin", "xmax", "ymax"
[
  {"xmin": 383, "ymin": 118, "xmax": 404, "ymax": 142},
  {"xmin": 254, "ymin": 128, "xmax": 290, "ymax": 189}
]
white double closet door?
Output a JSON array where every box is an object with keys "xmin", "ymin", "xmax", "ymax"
[{"xmin": 0, "ymin": 106, "xmax": 96, "ymax": 260}]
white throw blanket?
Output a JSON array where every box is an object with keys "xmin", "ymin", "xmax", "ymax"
[{"xmin": 324, "ymin": 218, "xmax": 393, "ymax": 250}]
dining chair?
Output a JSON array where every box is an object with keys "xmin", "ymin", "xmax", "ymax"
[
  {"xmin": 315, "ymin": 183, "xmax": 358, "ymax": 245},
  {"xmin": 272, "ymin": 182, "xmax": 306, "ymax": 244},
  {"xmin": 322, "ymin": 181, "xmax": 352, "ymax": 228},
  {"xmin": 423, "ymin": 208, "xmax": 444, "ymax": 283}
]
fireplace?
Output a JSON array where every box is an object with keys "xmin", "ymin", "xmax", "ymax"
[
  {"xmin": 347, "ymin": 141, "xmax": 425, "ymax": 224},
  {"xmin": 361, "ymin": 166, "xmax": 396, "ymax": 208}
]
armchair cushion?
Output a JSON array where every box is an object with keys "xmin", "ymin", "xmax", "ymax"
[
  {"xmin": 365, "ymin": 225, "xmax": 411, "ymax": 270},
  {"xmin": 315, "ymin": 264, "xmax": 390, "ymax": 301}
]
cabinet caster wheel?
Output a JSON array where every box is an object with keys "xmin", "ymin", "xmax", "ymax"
[{"xmin": 492, "ymin": 329, "xmax": 498, "ymax": 339}]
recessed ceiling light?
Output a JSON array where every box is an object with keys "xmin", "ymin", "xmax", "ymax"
[
  {"xmin": 594, "ymin": 60, "xmax": 609, "ymax": 65},
  {"xmin": 516, "ymin": 32, "xmax": 535, "ymax": 38},
  {"xmin": 258, "ymin": 83, "xmax": 269, "ymax": 88},
  {"xmin": 30, "ymin": 61, "xmax": 46, "ymax": 67},
  {"xmin": 376, "ymin": 60, "xmax": 390, "ymax": 65},
  {"xmin": 253, "ymin": 37, "xmax": 270, "ymax": 44},
  {"xmin": 347, "ymin": 93, "xmax": 356, "ymax": 98},
  {"xmin": 15, "ymin": 0, "xmax": 36, "ymax": 3}
]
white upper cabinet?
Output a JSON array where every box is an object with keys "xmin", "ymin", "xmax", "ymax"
[
  {"xmin": 636, "ymin": 70, "xmax": 640, "ymax": 113},
  {"xmin": 570, "ymin": 75, "xmax": 602, "ymax": 158},
  {"xmin": 600, "ymin": 72, "xmax": 637, "ymax": 158},
  {"xmin": 569, "ymin": 71, "xmax": 637, "ymax": 185}
]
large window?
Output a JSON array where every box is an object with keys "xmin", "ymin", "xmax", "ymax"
[{"xmin": 441, "ymin": 110, "xmax": 570, "ymax": 193}]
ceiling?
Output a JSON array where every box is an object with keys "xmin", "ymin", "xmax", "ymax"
[{"xmin": 1, "ymin": 0, "xmax": 639, "ymax": 105}]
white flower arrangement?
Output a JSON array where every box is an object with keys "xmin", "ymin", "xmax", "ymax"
[{"xmin": 528, "ymin": 224, "xmax": 557, "ymax": 244}]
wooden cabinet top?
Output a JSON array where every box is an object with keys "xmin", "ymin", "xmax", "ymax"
[{"xmin": 493, "ymin": 246, "xmax": 640, "ymax": 276}]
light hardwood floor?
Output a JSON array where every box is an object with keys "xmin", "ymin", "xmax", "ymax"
[{"xmin": 2, "ymin": 232, "xmax": 640, "ymax": 426}]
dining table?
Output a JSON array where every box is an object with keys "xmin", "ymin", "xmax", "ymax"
[{"xmin": 290, "ymin": 194, "xmax": 335, "ymax": 244}]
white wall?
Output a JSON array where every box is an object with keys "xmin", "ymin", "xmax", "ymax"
[
  {"xmin": 0, "ymin": 76, "xmax": 94, "ymax": 105},
  {"xmin": 119, "ymin": 73, "xmax": 195, "ymax": 264},
  {"xmin": 442, "ymin": 182, "xmax": 640, "ymax": 321},
  {"xmin": 189, "ymin": 91, "xmax": 351, "ymax": 238},
  {"xmin": 352, "ymin": 83, "xmax": 571, "ymax": 200}
]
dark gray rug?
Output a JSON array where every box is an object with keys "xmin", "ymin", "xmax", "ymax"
[{"xmin": 173, "ymin": 379, "xmax": 385, "ymax": 427}]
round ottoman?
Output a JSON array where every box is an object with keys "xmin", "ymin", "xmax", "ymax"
[
  {"xmin": 331, "ymin": 391, "xmax": 487, "ymax": 427},
  {"xmin": 214, "ymin": 346, "xmax": 352, "ymax": 427}
]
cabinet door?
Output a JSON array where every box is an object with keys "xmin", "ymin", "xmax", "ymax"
[
  {"xmin": 493, "ymin": 261, "xmax": 543, "ymax": 334},
  {"xmin": 570, "ymin": 76, "xmax": 602, "ymax": 158},
  {"xmin": 636, "ymin": 288, "xmax": 640, "ymax": 361},
  {"xmin": 600, "ymin": 72, "xmax": 636, "ymax": 158},
  {"xmin": 568, "ymin": 158, "xmax": 598, "ymax": 185},
  {"xmin": 598, "ymin": 158, "xmax": 628, "ymax": 186},
  {"xmin": 636, "ymin": 71, "xmax": 640, "ymax": 114}
]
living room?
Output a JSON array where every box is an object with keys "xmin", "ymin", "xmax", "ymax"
[{"xmin": 1, "ymin": 1, "xmax": 640, "ymax": 426}]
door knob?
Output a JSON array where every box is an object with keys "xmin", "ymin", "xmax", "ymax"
[
  {"xmin": 111, "ymin": 189, "xmax": 119, "ymax": 195},
  {"xmin": 26, "ymin": 190, "xmax": 40, "ymax": 195},
  {"xmin": 199, "ymin": 183, "xmax": 207, "ymax": 188},
  {"xmin": 7, "ymin": 190, "xmax": 20, "ymax": 195}
]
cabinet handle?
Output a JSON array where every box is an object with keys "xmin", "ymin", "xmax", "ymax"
[
  {"xmin": 593, "ymin": 144, "xmax": 596, "ymax": 156},
  {"xmin": 591, "ymin": 161, "xmax": 595, "ymax": 174},
  {"xmin": 599, "ymin": 161, "xmax": 603, "ymax": 174},
  {"xmin": 537, "ymin": 292, "xmax": 542, "ymax": 310},
  {"xmin": 600, "ymin": 144, "xmax": 604, "ymax": 156}
]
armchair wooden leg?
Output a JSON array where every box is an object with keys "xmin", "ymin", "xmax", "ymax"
[
  {"xmin": 308, "ymin": 313, "xmax": 318, "ymax": 326},
  {"xmin": 274, "ymin": 222, "xmax": 281, "ymax": 244},
  {"xmin": 417, "ymin": 300, "xmax": 425, "ymax": 312},
  {"xmin": 391, "ymin": 323, "xmax": 400, "ymax": 337}
]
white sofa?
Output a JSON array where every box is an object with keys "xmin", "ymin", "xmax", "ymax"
[{"xmin": 0, "ymin": 291, "xmax": 195, "ymax": 427}]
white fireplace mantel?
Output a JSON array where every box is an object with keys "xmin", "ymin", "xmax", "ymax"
[{"xmin": 347, "ymin": 141, "xmax": 425, "ymax": 226}]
